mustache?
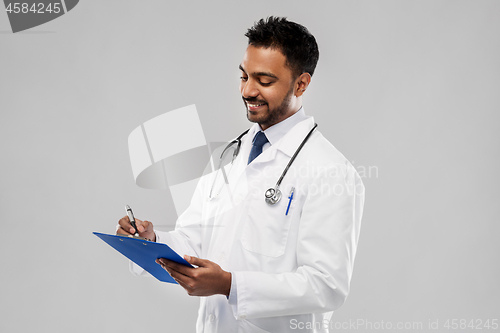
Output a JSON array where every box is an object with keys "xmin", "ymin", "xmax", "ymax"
[{"xmin": 243, "ymin": 97, "xmax": 267, "ymax": 104}]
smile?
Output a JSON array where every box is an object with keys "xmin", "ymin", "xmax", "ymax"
[
  {"xmin": 246, "ymin": 102, "xmax": 267, "ymax": 111},
  {"xmin": 247, "ymin": 103, "xmax": 265, "ymax": 107}
]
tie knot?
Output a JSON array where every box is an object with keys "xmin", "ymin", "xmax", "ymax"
[{"xmin": 252, "ymin": 131, "xmax": 268, "ymax": 148}]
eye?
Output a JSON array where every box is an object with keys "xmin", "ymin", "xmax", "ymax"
[
  {"xmin": 259, "ymin": 81, "xmax": 272, "ymax": 87},
  {"xmin": 240, "ymin": 76, "xmax": 248, "ymax": 82}
]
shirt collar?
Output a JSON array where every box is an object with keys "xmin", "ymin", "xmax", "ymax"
[{"xmin": 246, "ymin": 107, "xmax": 315, "ymax": 158}]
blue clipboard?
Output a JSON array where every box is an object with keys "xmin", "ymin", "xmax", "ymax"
[{"xmin": 93, "ymin": 232, "xmax": 193, "ymax": 284}]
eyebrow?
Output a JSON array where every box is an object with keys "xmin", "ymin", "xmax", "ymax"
[{"xmin": 239, "ymin": 64, "xmax": 278, "ymax": 79}]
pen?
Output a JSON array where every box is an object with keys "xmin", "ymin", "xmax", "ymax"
[
  {"xmin": 285, "ymin": 187, "xmax": 294, "ymax": 216},
  {"xmin": 125, "ymin": 205, "xmax": 139, "ymax": 236}
]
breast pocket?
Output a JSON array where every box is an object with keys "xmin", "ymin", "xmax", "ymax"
[{"xmin": 240, "ymin": 185, "xmax": 297, "ymax": 257}]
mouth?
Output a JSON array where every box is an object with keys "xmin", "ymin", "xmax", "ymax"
[{"xmin": 245, "ymin": 101, "xmax": 267, "ymax": 111}]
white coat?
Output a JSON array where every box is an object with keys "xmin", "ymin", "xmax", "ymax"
[{"xmin": 154, "ymin": 116, "xmax": 365, "ymax": 332}]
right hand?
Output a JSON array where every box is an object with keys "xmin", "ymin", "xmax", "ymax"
[{"xmin": 116, "ymin": 216, "xmax": 156, "ymax": 242}]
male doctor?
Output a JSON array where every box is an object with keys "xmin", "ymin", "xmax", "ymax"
[{"xmin": 118, "ymin": 17, "xmax": 364, "ymax": 333}]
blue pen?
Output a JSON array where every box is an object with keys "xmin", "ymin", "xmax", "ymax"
[{"xmin": 285, "ymin": 187, "xmax": 295, "ymax": 216}]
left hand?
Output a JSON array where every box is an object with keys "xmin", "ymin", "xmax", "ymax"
[{"xmin": 156, "ymin": 256, "xmax": 231, "ymax": 297}]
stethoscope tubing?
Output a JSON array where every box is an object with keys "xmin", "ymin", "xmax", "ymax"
[
  {"xmin": 275, "ymin": 123, "xmax": 318, "ymax": 188},
  {"xmin": 219, "ymin": 129, "xmax": 249, "ymax": 163},
  {"xmin": 210, "ymin": 123, "xmax": 318, "ymax": 204}
]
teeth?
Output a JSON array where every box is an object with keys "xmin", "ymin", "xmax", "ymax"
[{"xmin": 248, "ymin": 103, "xmax": 264, "ymax": 107}]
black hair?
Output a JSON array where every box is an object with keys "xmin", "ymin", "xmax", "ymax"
[{"xmin": 245, "ymin": 16, "xmax": 320, "ymax": 78}]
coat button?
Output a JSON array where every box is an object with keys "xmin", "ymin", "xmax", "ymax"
[{"xmin": 208, "ymin": 314, "xmax": 215, "ymax": 322}]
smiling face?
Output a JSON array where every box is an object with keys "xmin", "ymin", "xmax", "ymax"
[{"xmin": 239, "ymin": 45, "xmax": 306, "ymax": 130}]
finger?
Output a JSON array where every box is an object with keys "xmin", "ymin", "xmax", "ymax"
[
  {"xmin": 134, "ymin": 218, "xmax": 153, "ymax": 233},
  {"xmin": 116, "ymin": 226, "xmax": 131, "ymax": 236},
  {"xmin": 168, "ymin": 270, "xmax": 193, "ymax": 292},
  {"xmin": 156, "ymin": 259, "xmax": 193, "ymax": 287},
  {"xmin": 135, "ymin": 219, "xmax": 148, "ymax": 233},
  {"xmin": 156, "ymin": 258, "xmax": 183, "ymax": 273},
  {"xmin": 118, "ymin": 216, "xmax": 136, "ymax": 234},
  {"xmin": 158, "ymin": 258, "xmax": 191, "ymax": 275},
  {"xmin": 158, "ymin": 258, "xmax": 195, "ymax": 277},
  {"xmin": 176, "ymin": 278, "xmax": 193, "ymax": 293},
  {"xmin": 164, "ymin": 265, "xmax": 192, "ymax": 285},
  {"xmin": 116, "ymin": 217, "xmax": 132, "ymax": 236},
  {"xmin": 185, "ymin": 255, "xmax": 210, "ymax": 268},
  {"xmin": 118, "ymin": 216, "xmax": 130, "ymax": 226}
]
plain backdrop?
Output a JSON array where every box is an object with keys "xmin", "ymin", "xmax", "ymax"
[{"xmin": 1, "ymin": 1, "xmax": 499, "ymax": 332}]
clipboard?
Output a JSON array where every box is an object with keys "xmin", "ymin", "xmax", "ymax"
[{"xmin": 93, "ymin": 232, "xmax": 193, "ymax": 284}]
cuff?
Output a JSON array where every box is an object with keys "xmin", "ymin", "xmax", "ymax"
[
  {"xmin": 228, "ymin": 272, "xmax": 237, "ymax": 304},
  {"xmin": 228, "ymin": 272, "xmax": 248, "ymax": 320}
]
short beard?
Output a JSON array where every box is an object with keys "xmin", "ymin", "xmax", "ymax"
[{"xmin": 245, "ymin": 84, "xmax": 295, "ymax": 128}]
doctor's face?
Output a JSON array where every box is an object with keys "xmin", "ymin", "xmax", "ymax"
[{"xmin": 239, "ymin": 45, "xmax": 300, "ymax": 130}]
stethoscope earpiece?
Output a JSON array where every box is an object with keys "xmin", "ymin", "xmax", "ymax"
[{"xmin": 265, "ymin": 187, "xmax": 282, "ymax": 205}]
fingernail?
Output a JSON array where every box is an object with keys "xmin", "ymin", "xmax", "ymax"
[{"xmin": 184, "ymin": 255, "xmax": 191, "ymax": 261}]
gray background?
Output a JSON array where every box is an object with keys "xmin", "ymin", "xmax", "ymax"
[{"xmin": 1, "ymin": 1, "xmax": 499, "ymax": 332}]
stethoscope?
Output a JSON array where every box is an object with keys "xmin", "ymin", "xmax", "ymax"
[{"xmin": 209, "ymin": 123, "xmax": 318, "ymax": 205}]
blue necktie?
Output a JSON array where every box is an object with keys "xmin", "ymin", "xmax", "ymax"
[{"xmin": 248, "ymin": 131, "xmax": 269, "ymax": 164}]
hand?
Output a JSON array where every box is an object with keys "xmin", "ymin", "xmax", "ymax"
[
  {"xmin": 156, "ymin": 256, "xmax": 231, "ymax": 297},
  {"xmin": 116, "ymin": 216, "xmax": 156, "ymax": 242}
]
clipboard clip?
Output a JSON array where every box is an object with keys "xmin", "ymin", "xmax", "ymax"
[{"xmin": 119, "ymin": 234, "xmax": 153, "ymax": 242}]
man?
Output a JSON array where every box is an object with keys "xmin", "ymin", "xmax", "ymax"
[{"xmin": 118, "ymin": 17, "xmax": 364, "ymax": 333}]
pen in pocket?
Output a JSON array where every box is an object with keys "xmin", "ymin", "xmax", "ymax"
[{"xmin": 285, "ymin": 187, "xmax": 295, "ymax": 216}]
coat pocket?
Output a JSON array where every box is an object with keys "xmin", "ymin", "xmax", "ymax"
[{"xmin": 240, "ymin": 185, "xmax": 296, "ymax": 257}]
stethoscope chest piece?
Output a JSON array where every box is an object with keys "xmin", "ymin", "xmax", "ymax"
[{"xmin": 265, "ymin": 187, "xmax": 282, "ymax": 205}]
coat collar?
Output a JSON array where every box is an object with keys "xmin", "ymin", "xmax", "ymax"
[
  {"xmin": 226, "ymin": 116, "xmax": 316, "ymax": 191},
  {"xmin": 272, "ymin": 116, "xmax": 316, "ymax": 158}
]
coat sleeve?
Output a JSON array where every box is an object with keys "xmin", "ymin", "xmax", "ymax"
[{"xmin": 230, "ymin": 162, "xmax": 365, "ymax": 319}]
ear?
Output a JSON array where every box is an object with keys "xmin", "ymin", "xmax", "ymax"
[{"xmin": 295, "ymin": 72, "xmax": 312, "ymax": 97}]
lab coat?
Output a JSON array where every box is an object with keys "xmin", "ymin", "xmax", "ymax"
[{"xmin": 153, "ymin": 116, "xmax": 364, "ymax": 332}]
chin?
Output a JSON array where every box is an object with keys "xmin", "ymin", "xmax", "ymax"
[
  {"xmin": 247, "ymin": 111, "xmax": 265, "ymax": 124},
  {"xmin": 246, "ymin": 113, "xmax": 257, "ymax": 123}
]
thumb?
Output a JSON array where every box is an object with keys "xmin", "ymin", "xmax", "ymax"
[{"xmin": 185, "ymin": 255, "xmax": 209, "ymax": 267}]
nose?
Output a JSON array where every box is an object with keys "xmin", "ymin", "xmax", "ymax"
[{"xmin": 240, "ymin": 78, "xmax": 259, "ymax": 99}]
